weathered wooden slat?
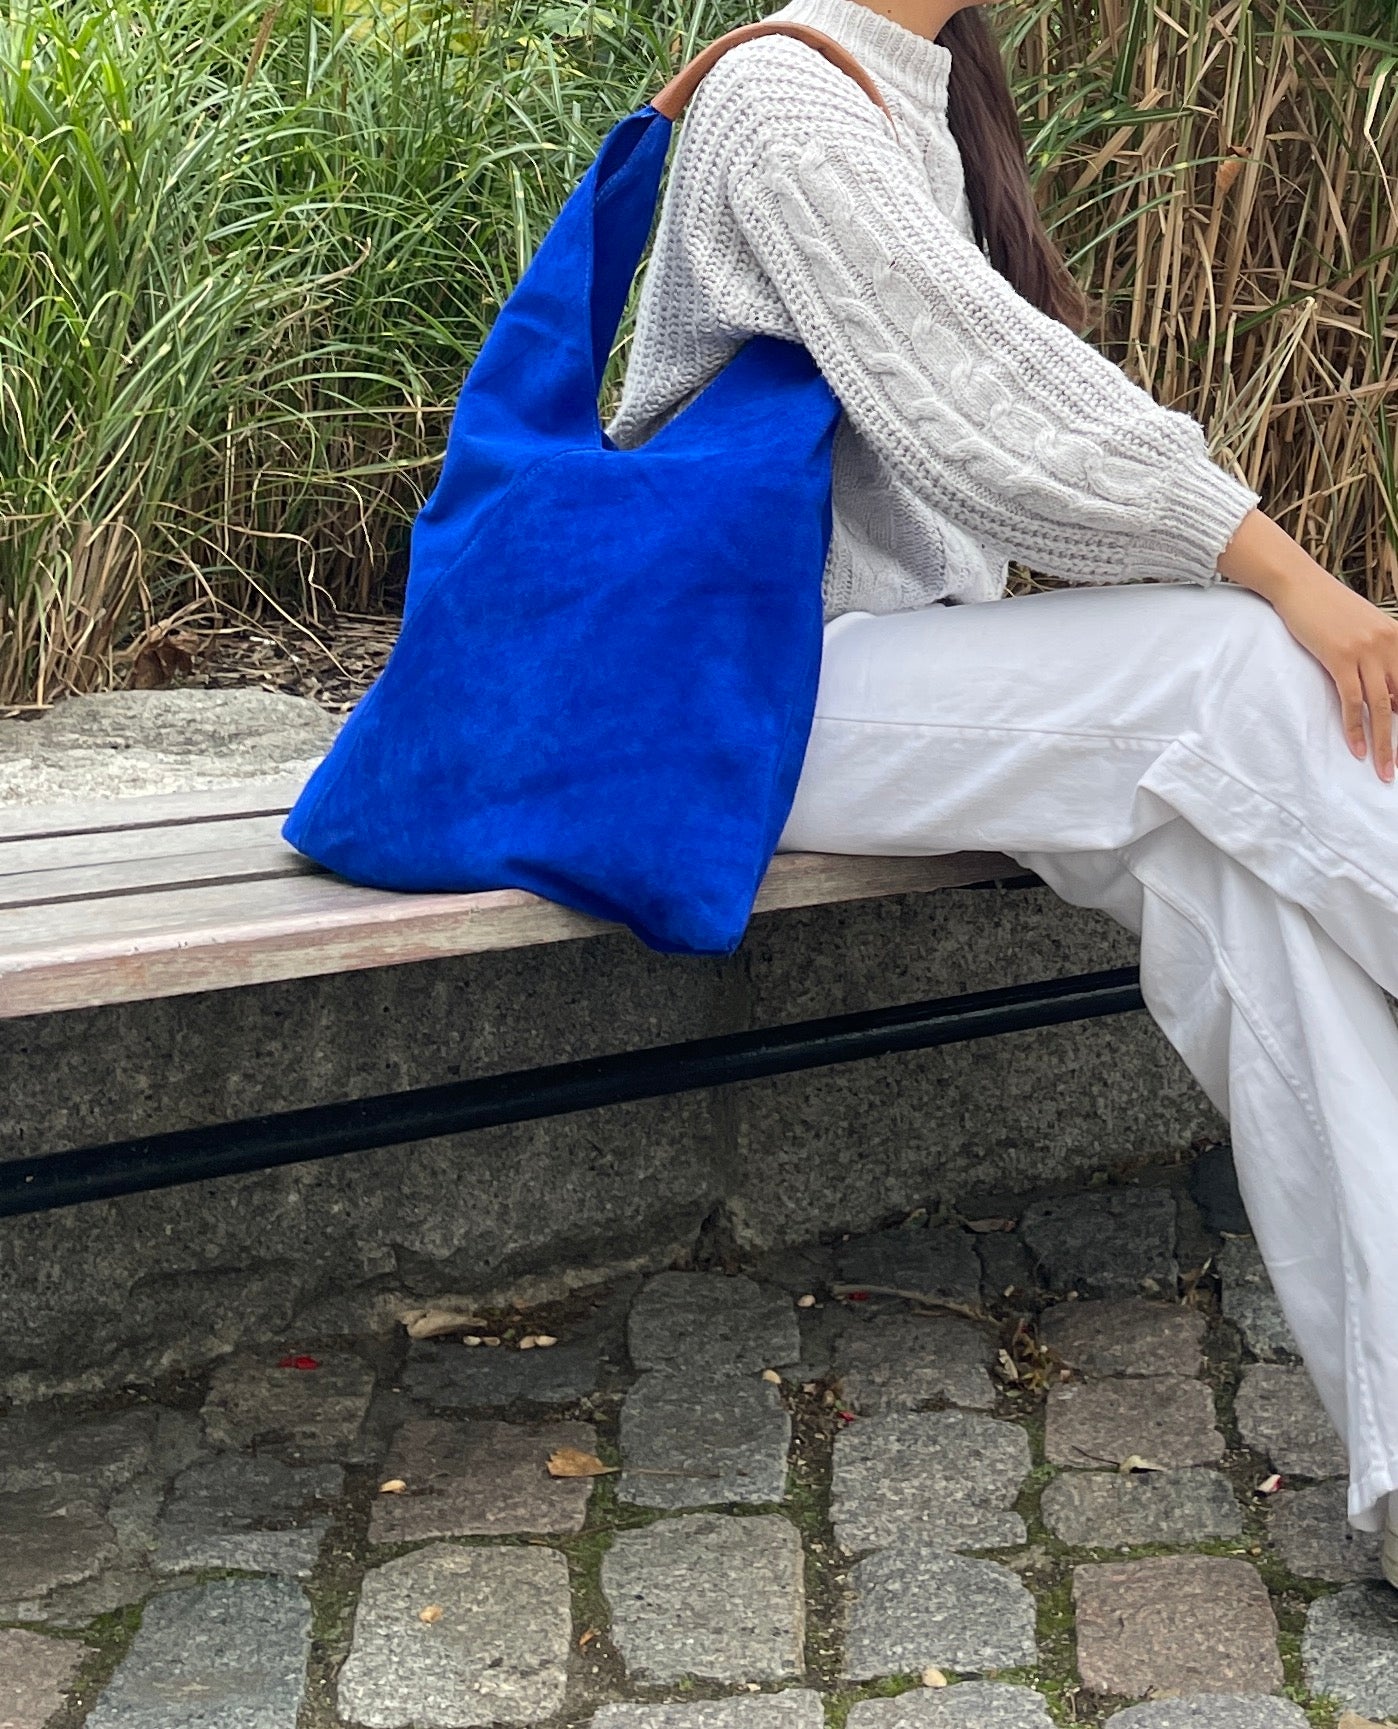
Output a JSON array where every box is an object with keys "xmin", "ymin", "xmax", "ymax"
[
  {"xmin": 7, "ymin": 871, "xmax": 402, "ymax": 949},
  {"xmin": 0, "ymin": 813, "xmax": 292, "ymax": 877},
  {"xmin": 0, "ymin": 778, "xmax": 303, "ymax": 844},
  {"xmin": 0, "ymin": 840, "xmax": 317, "ymax": 911},
  {"xmin": 0, "ymin": 849, "xmax": 1031, "ymax": 1019}
]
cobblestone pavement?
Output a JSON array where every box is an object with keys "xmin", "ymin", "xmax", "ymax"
[{"xmin": 3, "ymin": 1146, "xmax": 1396, "ymax": 1728}]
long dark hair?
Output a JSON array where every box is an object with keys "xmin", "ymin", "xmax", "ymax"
[{"xmin": 939, "ymin": 5, "xmax": 1103, "ymax": 333}]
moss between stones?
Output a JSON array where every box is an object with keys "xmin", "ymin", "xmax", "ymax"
[
  {"xmin": 31, "ymin": 1603, "xmax": 142, "ymax": 1729},
  {"xmin": 822, "ymin": 1671, "xmax": 925, "ymax": 1729}
]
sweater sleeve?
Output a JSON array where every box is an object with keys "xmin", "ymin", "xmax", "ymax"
[{"xmin": 706, "ymin": 40, "xmax": 1260, "ymax": 587}]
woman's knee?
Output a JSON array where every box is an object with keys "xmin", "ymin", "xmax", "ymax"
[
  {"xmin": 1196, "ymin": 581, "xmax": 1345, "ymax": 774},
  {"xmin": 1203, "ymin": 580, "xmax": 1328, "ymax": 697}
]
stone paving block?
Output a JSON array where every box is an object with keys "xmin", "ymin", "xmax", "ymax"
[
  {"xmin": 591, "ymin": 1695, "xmax": 825, "ymax": 1729},
  {"xmin": 403, "ymin": 1336, "xmax": 605, "ymax": 1409},
  {"xmin": 201, "ymin": 1350, "xmax": 375, "ymax": 1462},
  {"xmin": 0, "ymin": 1490, "xmax": 120, "ymax": 1613},
  {"xmin": 843, "ymin": 1545, "xmax": 1038, "ymax": 1679},
  {"xmin": 744, "ymin": 1240, "xmax": 839, "ymax": 1297},
  {"xmin": 849, "ymin": 1682, "xmax": 1055, "ymax": 1729},
  {"xmin": 830, "ymin": 1313, "xmax": 998, "ymax": 1413},
  {"xmin": 0, "ymin": 1408, "xmax": 158, "ymax": 1498},
  {"xmin": 1219, "ymin": 1237, "xmax": 1299, "ymax": 1360},
  {"xmin": 832, "ymin": 1409, "xmax": 1029, "ymax": 1553},
  {"xmin": 1235, "ymin": 1364, "xmax": 1347, "ymax": 1477},
  {"xmin": 85, "ymin": 1577, "xmax": 310, "ymax": 1729},
  {"xmin": 103, "ymin": 1476, "xmax": 163, "ymax": 1568},
  {"xmin": 402, "ymin": 1281, "xmax": 635, "ymax": 1409},
  {"xmin": 628, "ymin": 1273, "xmax": 800, "ymax": 1377},
  {"xmin": 975, "ymin": 1230, "xmax": 1038, "ymax": 1304},
  {"xmin": 793, "ymin": 1296, "xmax": 922, "ymax": 1386},
  {"xmin": 1020, "ymin": 1188, "xmax": 1177, "ymax": 1298},
  {"xmin": 1186, "ymin": 1140, "xmax": 1250, "ymax": 1235},
  {"xmin": 1038, "ymin": 1299, "xmax": 1205, "ymax": 1378},
  {"xmin": 338, "ymin": 1544, "xmax": 570, "ymax": 1727},
  {"xmin": 618, "ymin": 1372, "xmax": 790, "ymax": 1508},
  {"xmin": 368, "ymin": 1417, "xmax": 595, "ymax": 1543},
  {"xmin": 154, "ymin": 1454, "xmax": 341, "ymax": 1578},
  {"xmin": 1268, "ymin": 1480, "xmax": 1384, "ymax": 1581},
  {"xmin": 834, "ymin": 1225, "xmax": 983, "ymax": 1305},
  {"xmin": 1072, "ymin": 1555, "xmax": 1283, "ymax": 1696},
  {"xmin": 0, "ymin": 1627, "xmax": 86, "ymax": 1729},
  {"xmin": 1105, "ymin": 1700, "xmax": 1310, "ymax": 1727},
  {"xmin": 1039, "ymin": 1468, "xmax": 1241, "ymax": 1547},
  {"xmin": 1045, "ymin": 1376, "xmax": 1224, "ymax": 1469},
  {"xmin": 601, "ymin": 1512, "xmax": 804, "ymax": 1682},
  {"xmin": 1302, "ymin": 1582, "xmax": 1398, "ymax": 1718}
]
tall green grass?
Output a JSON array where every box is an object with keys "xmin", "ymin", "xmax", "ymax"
[
  {"xmin": 0, "ymin": 0, "xmax": 744, "ymax": 702},
  {"xmin": 1, "ymin": 0, "xmax": 1394, "ymax": 703}
]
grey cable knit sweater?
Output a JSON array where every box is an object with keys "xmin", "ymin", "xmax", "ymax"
[{"xmin": 604, "ymin": 0, "xmax": 1262, "ymax": 620}]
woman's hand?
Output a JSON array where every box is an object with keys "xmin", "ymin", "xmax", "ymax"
[
  {"xmin": 1217, "ymin": 506, "xmax": 1398, "ymax": 783},
  {"xmin": 1269, "ymin": 572, "xmax": 1398, "ymax": 783}
]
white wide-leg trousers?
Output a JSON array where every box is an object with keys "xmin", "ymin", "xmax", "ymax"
[{"xmin": 776, "ymin": 578, "xmax": 1398, "ymax": 1533}]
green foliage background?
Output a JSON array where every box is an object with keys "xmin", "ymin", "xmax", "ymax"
[{"xmin": 0, "ymin": 0, "xmax": 1393, "ymax": 702}]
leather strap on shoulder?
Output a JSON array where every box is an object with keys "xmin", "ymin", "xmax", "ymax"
[{"xmin": 650, "ymin": 20, "xmax": 895, "ymax": 131}]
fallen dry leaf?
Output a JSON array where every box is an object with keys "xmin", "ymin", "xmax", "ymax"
[
  {"xmin": 1118, "ymin": 1455, "xmax": 1168, "ymax": 1474},
  {"xmin": 579, "ymin": 1628, "xmax": 598, "ymax": 1649},
  {"xmin": 419, "ymin": 1604, "xmax": 443, "ymax": 1625},
  {"xmin": 127, "ymin": 626, "xmax": 201, "ymax": 690},
  {"xmin": 797, "ymin": 1295, "xmax": 817, "ymax": 1308},
  {"xmin": 1215, "ymin": 147, "xmax": 1251, "ymax": 199},
  {"xmin": 403, "ymin": 1308, "xmax": 489, "ymax": 1341},
  {"xmin": 921, "ymin": 1667, "xmax": 948, "ymax": 1687},
  {"xmin": 481, "ymin": 1336, "xmax": 502, "ymax": 1347},
  {"xmin": 1337, "ymin": 1714, "xmax": 1389, "ymax": 1728},
  {"xmin": 801, "ymin": 1381, "xmax": 819, "ymax": 1395},
  {"xmin": 463, "ymin": 1335, "xmax": 483, "ymax": 1347},
  {"xmin": 761, "ymin": 1369, "xmax": 782, "ymax": 1385},
  {"xmin": 964, "ymin": 1217, "xmax": 1016, "ymax": 1233},
  {"xmin": 1257, "ymin": 1473, "xmax": 1284, "ymax": 1494},
  {"xmin": 1001, "ymin": 1316, "xmax": 1057, "ymax": 1393},
  {"xmin": 547, "ymin": 1447, "xmax": 619, "ymax": 1478},
  {"xmin": 519, "ymin": 1336, "xmax": 539, "ymax": 1350},
  {"xmin": 379, "ymin": 1479, "xmax": 407, "ymax": 1495},
  {"xmin": 535, "ymin": 1334, "xmax": 558, "ymax": 1348}
]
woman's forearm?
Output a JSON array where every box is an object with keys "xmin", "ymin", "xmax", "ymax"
[{"xmin": 1216, "ymin": 505, "xmax": 1336, "ymax": 606}]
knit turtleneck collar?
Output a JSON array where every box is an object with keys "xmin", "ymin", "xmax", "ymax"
[{"xmin": 762, "ymin": 0, "xmax": 953, "ymax": 114}]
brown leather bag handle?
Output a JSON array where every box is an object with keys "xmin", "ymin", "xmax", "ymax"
[{"xmin": 650, "ymin": 20, "xmax": 896, "ymax": 136}]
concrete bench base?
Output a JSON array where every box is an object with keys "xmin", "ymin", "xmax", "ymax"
[{"xmin": 0, "ymin": 882, "xmax": 1224, "ymax": 1401}]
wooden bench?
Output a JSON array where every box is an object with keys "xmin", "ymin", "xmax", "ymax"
[{"xmin": 0, "ymin": 779, "xmax": 1145, "ymax": 1217}]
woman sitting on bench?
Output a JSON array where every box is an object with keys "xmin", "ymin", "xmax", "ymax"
[{"xmin": 605, "ymin": 0, "xmax": 1398, "ymax": 1576}]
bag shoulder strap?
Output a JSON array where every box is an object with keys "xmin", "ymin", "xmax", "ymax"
[{"xmin": 650, "ymin": 20, "xmax": 895, "ymax": 134}]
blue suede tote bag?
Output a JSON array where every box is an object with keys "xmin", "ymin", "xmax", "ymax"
[{"xmin": 282, "ymin": 22, "xmax": 892, "ymax": 956}]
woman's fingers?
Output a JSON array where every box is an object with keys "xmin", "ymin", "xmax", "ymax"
[
  {"xmin": 1259, "ymin": 567, "xmax": 1398, "ymax": 782},
  {"xmin": 1363, "ymin": 655, "xmax": 1396, "ymax": 782},
  {"xmin": 1338, "ymin": 665, "xmax": 1369, "ymax": 761}
]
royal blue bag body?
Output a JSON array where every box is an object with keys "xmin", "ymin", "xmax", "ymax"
[{"xmin": 282, "ymin": 23, "xmax": 892, "ymax": 955}]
